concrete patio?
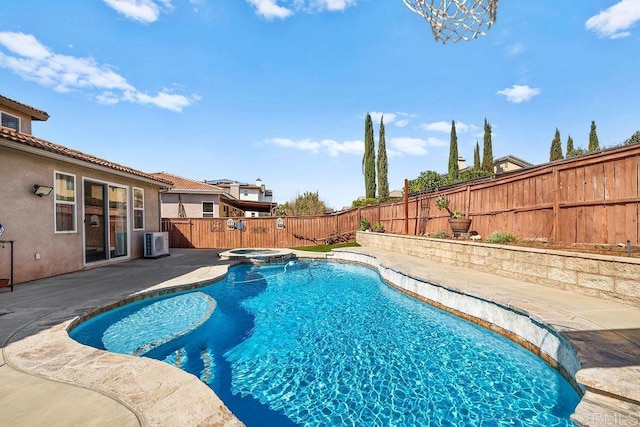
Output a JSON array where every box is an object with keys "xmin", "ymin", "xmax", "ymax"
[{"xmin": 1, "ymin": 247, "xmax": 639, "ymax": 426}]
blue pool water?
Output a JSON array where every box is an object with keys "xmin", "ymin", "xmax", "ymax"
[{"xmin": 71, "ymin": 260, "xmax": 580, "ymax": 426}]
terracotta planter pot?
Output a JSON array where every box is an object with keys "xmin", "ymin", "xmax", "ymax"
[{"xmin": 448, "ymin": 218, "xmax": 472, "ymax": 235}]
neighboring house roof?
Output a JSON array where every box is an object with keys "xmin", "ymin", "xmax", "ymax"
[
  {"xmin": 493, "ymin": 155, "xmax": 534, "ymax": 168},
  {"xmin": 153, "ymin": 172, "xmax": 276, "ymax": 213},
  {"xmin": 151, "ymin": 172, "xmax": 225, "ymax": 194},
  {"xmin": 0, "ymin": 126, "xmax": 172, "ymax": 186},
  {"xmin": 208, "ymin": 181, "xmax": 264, "ymax": 190},
  {"xmin": 0, "ymin": 94, "xmax": 50, "ymax": 121},
  {"xmin": 207, "ymin": 178, "xmax": 249, "ymax": 186},
  {"xmin": 221, "ymin": 195, "xmax": 276, "ymax": 213}
]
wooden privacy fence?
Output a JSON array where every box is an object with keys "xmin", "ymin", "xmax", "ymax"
[{"xmin": 163, "ymin": 143, "xmax": 640, "ymax": 249}]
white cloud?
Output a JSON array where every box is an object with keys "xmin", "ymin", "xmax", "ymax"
[
  {"xmin": 0, "ymin": 32, "xmax": 50, "ymax": 60},
  {"xmin": 496, "ymin": 84, "xmax": 541, "ymax": 103},
  {"xmin": 265, "ymin": 137, "xmax": 363, "ymax": 156},
  {"xmin": 322, "ymin": 139, "xmax": 363, "ymax": 156},
  {"xmin": 506, "ymin": 43, "xmax": 525, "ymax": 56},
  {"xmin": 420, "ymin": 120, "xmax": 470, "ymax": 133},
  {"xmin": 369, "ymin": 112, "xmax": 396, "ymax": 125},
  {"xmin": 247, "ymin": 0, "xmax": 293, "ymax": 19},
  {"xmin": 321, "ymin": 0, "xmax": 356, "ymax": 11},
  {"xmin": 123, "ymin": 89, "xmax": 198, "ymax": 112},
  {"xmin": 390, "ymin": 137, "xmax": 434, "ymax": 156},
  {"xmin": 247, "ymin": 0, "xmax": 356, "ymax": 20},
  {"xmin": 586, "ymin": 0, "xmax": 640, "ymax": 39},
  {"xmin": 103, "ymin": 0, "xmax": 173, "ymax": 23},
  {"xmin": 395, "ymin": 119, "xmax": 409, "ymax": 128},
  {"xmin": 0, "ymin": 32, "xmax": 196, "ymax": 112},
  {"xmin": 266, "ymin": 137, "xmax": 322, "ymax": 153}
]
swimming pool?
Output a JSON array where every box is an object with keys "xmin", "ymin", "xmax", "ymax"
[{"xmin": 70, "ymin": 260, "xmax": 580, "ymax": 426}]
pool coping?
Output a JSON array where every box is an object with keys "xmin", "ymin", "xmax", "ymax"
[{"xmin": 2, "ymin": 248, "xmax": 639, "ymax": 425}]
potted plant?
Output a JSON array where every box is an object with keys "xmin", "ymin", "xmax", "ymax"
[
  {"xmin": 360, "ymin": 218, "xmax": 371, "ymax": 231},
  {"xmin": 435, "ymin": 195, "xmax": 472, "ymax": 235},
  {"xmin": 372, "ymin": 222, "xmax": 385, "ymax": 233}
]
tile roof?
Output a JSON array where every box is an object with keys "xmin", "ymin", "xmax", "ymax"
[
  {"xmin": 493, "ymin": 155, "xmax": 534, "ymax": 168},
  {"xmin": 150, "ymin": 172, "xmax": 225, "ymax": 192},
  {"xmin": 0, "ymin": 126, "xmax": 172, "ymax": 185},
  {"xmin": 0, "ymin": 94, "xmax": 50, "ymax": 121}
]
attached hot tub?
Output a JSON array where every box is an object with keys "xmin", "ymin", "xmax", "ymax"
[{"xmin": 219, "ymin": 248, "xmax": 295, "ymax": 263}]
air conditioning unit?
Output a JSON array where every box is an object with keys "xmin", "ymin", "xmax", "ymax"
[{"xmin": 144, "ymin": 232, "xmax": 169, "ymax": 258}]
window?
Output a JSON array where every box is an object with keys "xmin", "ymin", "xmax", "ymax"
[
  {"xmin": 243, "ymin": 190, "xmax": 249, "ymax": 197},
  {"xmin": 133, "ymin": 187, "xmax": 144, "ymax": 230},
  {"xmin": 203, "ymin": 202, "xmax": 214, "ymax": 218},
  {"xmin": 1, "ymin": 112, "xmax": 20, "ymax": 131},
  {"xmin": 55, "ymin": 172, "xmax": 76, "ymax": 232}
]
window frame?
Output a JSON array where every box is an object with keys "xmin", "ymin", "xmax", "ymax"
[
  {"xmin": 202, "ymin": 201, "xmax": 215, "ymax": 218},
  {"xmin": 54, "ymin": 171, "xmax": 77, "ymax": 233},
  {"xmin": 1, "ymin": 111, "xmax": 21, "ymax": 132},
  {"xmin": 132, "ymin": 187, "xmax": 145, "ymax": 230}
]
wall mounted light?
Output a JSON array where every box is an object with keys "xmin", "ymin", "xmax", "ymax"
[
  {"xmin": 0, "ymin": 224, "xmax": 4, "ymax": 236},
  {"xmin": 33, "ymin": 184, "xmax": 53, "ymax": 197}
]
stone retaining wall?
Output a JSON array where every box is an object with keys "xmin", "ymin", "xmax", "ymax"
[{"xmin": 356, "ymin": 232, "xmax": 640, "ymax": 307}]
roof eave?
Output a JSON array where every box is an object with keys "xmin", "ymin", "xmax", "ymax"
[{"xmin": 0, "ymin": 138, "xmax": 170, "ymax": 187}]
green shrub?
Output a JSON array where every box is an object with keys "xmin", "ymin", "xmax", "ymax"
[
  {"xmin": 432, "ymin": 231, "xmax": 448, "ymax": 239},
  {"xmin": 485, "ymin": 231, "xmax": 517, "ymax": 244},
  {"xmin": 360, "ymin": 218, "xmax": 370, "ymax": 231},
  {"xmin": 372, "ymin": 222, "xmax": 385, "ymax": 232},
  {"xmin": 352, "ymin": 198, "xmax": 378, "ymax": 208}
]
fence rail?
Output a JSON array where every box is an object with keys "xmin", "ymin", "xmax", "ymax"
[{"xmin": 163, "ymin": 144, "xmax": 640, "ymax": 248}]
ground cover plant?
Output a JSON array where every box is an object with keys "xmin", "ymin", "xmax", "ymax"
[{"xmin": 292, "ymin": 242, "xmax": 360, "ymax": 253}]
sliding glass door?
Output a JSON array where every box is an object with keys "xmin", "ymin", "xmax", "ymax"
[{"xmin": 84, "ymin": 180, "xmax": 128, "ymax": 264}]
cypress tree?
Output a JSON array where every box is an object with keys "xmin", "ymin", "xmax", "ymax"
[
  {"xmin": 482, "ymin": 118, "xmax": 494, "ymax": 174},
  {"xmin": 377, "ymin": 116, "xmax": 389, "ymax": 202},
  {"xmin": 448, "ymin": 120, "xmax": 459, "ymax": 180},
  {"xmin": 588, "ymin": 121, "xmax": 600, "ymax": 152},
  {"xmin": 550, "ymin": 128, "xmax": 563, "ymax": 161},
  {"xmin": 473, "ymin": 141, "xmax": 480, "ymax": 169},
  {"xmin": 363, "ymin": 113, "xmax": 376, "ymax": 199},
  {"xmin": 566, "ymin": 135, "xmax": 575, "ymax": 158}
]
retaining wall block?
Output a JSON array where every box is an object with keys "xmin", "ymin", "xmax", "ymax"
[
  {"xmin": 576, "ymin": 272, "xmax": 615, "ymax": 292},
  {"xmin": 547, "ymin": 267, "xmax": 578, "ymax": 285},
  {"xmin": 565, "ymin": 257, "xmax": 600, "ymax": 274}
]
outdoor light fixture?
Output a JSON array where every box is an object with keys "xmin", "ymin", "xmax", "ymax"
[
  {"xmin": 33, "ymin": 184, "xmax": 53, "ymax": 197},
  {"xmin": 0, "ymin": 224, "xmax": 4, "ymax": 237}
]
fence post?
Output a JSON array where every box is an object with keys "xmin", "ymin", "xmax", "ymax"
[
  {"xmin": 404, "ymin": 179, "xmax": 409, "ymax": 235},
  {"xmin": 553, "ymin": 166, "xmax": 560, "ymax": 243},
  {"xmin": 465, "ymin": 185, "xmax": 471, "ymax": 218}
]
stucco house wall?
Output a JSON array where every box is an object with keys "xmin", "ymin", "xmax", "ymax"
[
  {"xmin": 0, "ymin": 144, "xmax": 165, "ymax": 284},
  {"xmin": 0, "ymin": 94, "xmax": 168, "ymax": 285},
  {"xmin": 159, "ymin": 193, "xmax": 221, "ymax": 218}
]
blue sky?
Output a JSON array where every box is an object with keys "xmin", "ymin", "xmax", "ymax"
[{"xmin": 1, "ymin": 1, "xmax": 639, "ymax": 210}]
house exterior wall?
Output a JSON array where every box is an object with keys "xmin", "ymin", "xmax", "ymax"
[
  {"xmin": 0, "ymin": 145, "xmax": 162, "ymax": 284},
  {"xmin": 159, "ymin": 193, "xmax": 221, "ymax": 218},
  {"xmin": 495, "ymin": 160, "xmax": 523, "ymax": 174}
]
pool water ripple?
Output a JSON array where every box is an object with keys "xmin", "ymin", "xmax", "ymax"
[{"xmin": 71, "ymin": 261, "xmax": 579, "ymax": 426}]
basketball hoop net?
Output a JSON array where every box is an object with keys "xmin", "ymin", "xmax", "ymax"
[{"xmin": 403, "ymin": 0, "xmax": 498, "ymax": 44}]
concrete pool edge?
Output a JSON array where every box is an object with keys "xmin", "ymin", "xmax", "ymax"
[{"xmin": 2, "ymin": 262, "xmax": 244, "ymax": 427}]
